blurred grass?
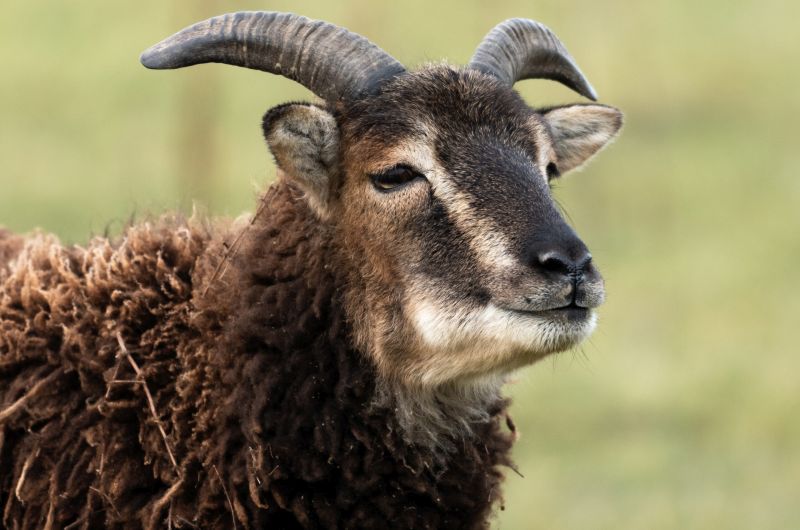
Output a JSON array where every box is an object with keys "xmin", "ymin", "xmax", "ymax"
[{"xmin": 1, "ymin": 1, "xmax": 798, "ymax": 528}]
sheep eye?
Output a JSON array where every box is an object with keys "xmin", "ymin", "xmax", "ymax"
[
  {"xmin": 370, "ymin": 165, "xmax": 424, "ymax": 192},
  {"xmin": 546, "ymin": 162, "xmax": 560, "ymax": 181}
]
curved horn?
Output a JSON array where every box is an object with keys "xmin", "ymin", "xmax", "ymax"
[
  {"xmin": 469, "ymin": 19, "xmax": 597, "ymax": 101},
  {"xmin": 140, "ymin": 11, "xmax": 406, "ymax": 102}
]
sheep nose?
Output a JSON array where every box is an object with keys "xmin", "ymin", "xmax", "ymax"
[
  {"xmin": 537, "ymin": 248, "xmax": 592, "ymax": 278},
  {"xmin": 523, "ymin": 219, "xmax": 594, "ymax": 283}
]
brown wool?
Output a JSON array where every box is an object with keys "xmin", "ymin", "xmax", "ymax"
[{"xmin": 0, "ymin": 183, "xmax": 515, "ymax": 529}]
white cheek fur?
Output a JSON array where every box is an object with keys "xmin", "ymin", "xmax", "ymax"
[{"xmin": 409, "ymin": 297, "xmax": 597, "ymax": 386}]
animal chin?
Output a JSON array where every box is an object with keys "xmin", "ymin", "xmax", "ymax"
[{"xmin": 406, "ymin": 300, "xmax": 596, "ymax": 385}]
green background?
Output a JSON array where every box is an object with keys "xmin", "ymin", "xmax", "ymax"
[{"xmin": 2, "ymin": 1, "xmax": 798, "ymax": 528}]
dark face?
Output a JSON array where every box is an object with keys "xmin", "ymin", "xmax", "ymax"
[{"xmin": 328, "ymin": 67, "xmax": 618, "ymax": 386}]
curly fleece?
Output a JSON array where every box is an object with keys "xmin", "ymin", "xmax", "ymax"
[{"xmin": 0, "ymin": 182, "xmax": 515, "ymax": 529}]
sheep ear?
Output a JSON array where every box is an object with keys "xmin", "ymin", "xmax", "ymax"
[
  {"xmin": 262, "ymin": 103, "xmax": 339, "ymax": 219},
  {"xmin": 542, "ymin": 104, "xmax": 623, "ymax": 174}
]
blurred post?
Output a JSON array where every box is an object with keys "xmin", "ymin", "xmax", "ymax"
[{"xmin": 173, "ymin": 1, "xmax": 219, "ymax": 211}]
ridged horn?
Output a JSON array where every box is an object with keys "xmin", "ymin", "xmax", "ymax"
[
  {"xmin": 140, "ymin": 11, "xmax": 406, "ymax": 102},
  {"xmin": 469, "ymin": 19, "xmax": 598, "ymax": 101}
]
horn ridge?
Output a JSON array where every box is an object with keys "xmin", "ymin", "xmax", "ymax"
[{"xmin": 140, "ymin": 11, "xmax": 406, "ymax": 102}]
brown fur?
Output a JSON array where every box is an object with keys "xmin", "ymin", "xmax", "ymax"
[{"xmin": 0, "ymin": 182, "xmax": 515, "ymax": 529}]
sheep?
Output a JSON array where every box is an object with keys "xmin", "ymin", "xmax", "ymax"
[{"xmin": 0, "ymin": 11, "xmax": 622, "ymax": 530}]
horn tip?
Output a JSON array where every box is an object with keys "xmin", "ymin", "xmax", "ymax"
[
  {"xmin": 574, "ymin": 74, "xmax": 598, "ymax": 101},
  {"xmin": 140, "ymin": 44, "xmax": 173, "ymax": 69}
]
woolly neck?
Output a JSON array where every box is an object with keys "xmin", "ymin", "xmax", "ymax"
[{"xmin": 192, "ymin": 181, "xmax": 516, "ymax": 526}]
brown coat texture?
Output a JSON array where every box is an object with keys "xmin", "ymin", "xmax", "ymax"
[{"xmin": 0, "ymin": 182, "xmax": 515, "ymax": 529}]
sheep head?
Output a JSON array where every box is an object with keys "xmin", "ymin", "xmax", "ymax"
[{"xmin": 142, "ymin": 12, "xmax": 622, "ymax": 389}]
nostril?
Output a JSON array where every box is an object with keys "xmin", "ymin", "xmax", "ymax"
[
  {"xmin": 576, "ymin": 253, "xmax": 592, "ymax": 272},
  {"xmin": 536, "ymin": 250, "xmax": 592, "ymax": 276},
  {"xmin": 538, "ymin": 251, "xmax": 574, "ymax": 275}
]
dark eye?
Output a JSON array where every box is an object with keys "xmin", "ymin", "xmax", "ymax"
[
  {"xmin": 546, "ymin": 162, "xmax": 560, "ymax": 181},
  {"xmin": 370, "ymin": 165, "xmax": 425, "ymax": 192}
]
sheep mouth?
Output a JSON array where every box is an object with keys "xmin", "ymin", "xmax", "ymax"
[{"xmin": 506, "ymin": 303, "xmax": 591, "ymax": 321}]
